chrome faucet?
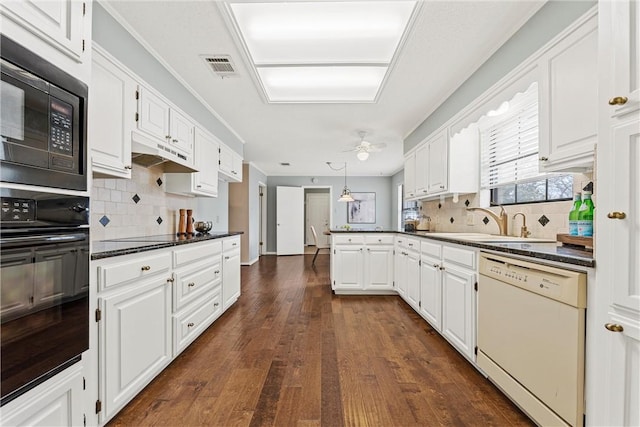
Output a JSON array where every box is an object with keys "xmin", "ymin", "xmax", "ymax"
[
  {"xmin": 467, "ymin": 206, "xmax": 508, "ymax": 236},
  {"xmin": 512, "ymin": 212, "xmax": 531, "ymax": 238}
]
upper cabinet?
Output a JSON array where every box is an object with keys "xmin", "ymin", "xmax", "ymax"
[
  {"xmin": 404, "ymin": 127, "xmax": 478, "ymax": 201},
  {"xmin": 90, "ymin": 46, "xmax": 135, "ymax": 178},
  {"xmin": 0, "ymin": 1, "xmax": 87, "ymax": 62},
  {"xmin": 538, "ymin": 12, "xmax": 598, "ymax": 172},
  {"xmin": 219, "ymin": 143, "xmax": 243, "ymax": 182},
  {"xmin": 164, "ymin": 127, "xmax": 220, "ymax": 197},
  {"xmin": 137, "ymin": 86, "xmax": 194, "ymax": 159}
]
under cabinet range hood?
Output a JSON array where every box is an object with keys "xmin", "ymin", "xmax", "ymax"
[{"xmin": 131, "ymin": 131, "xmax": 197, "ymax": 173}]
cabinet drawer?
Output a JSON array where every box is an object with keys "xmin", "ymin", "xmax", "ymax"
[
  {"xmin": 173, "ymin": 261, "xmax": 222, "ymax": 312},
  {"xmin": 395, "ymin": 236, "xmax": 419, "ymax": 250},
  {"xmin": 443, "ymin": 245, "xmax": 476, "ymax": 269},
  {"xmin": 332, "ymin": 234, "xmax": 365, "ymax": 245},
  {"xmin": 173, "ymin": 240, "xmax": 222, "ymax": 268},
  {"xmin": 364, "ymin": 234, "xmax": 395, "ymax": 245},
  {"xmin": 421, "ymin": 240, "xmax": 442, "ymax": 258},
  {"xmin": 98, "ymin": 251, "xmax": 171, "ymax": 291},
  {"xmin": 223, "ymin": 236, "xmax": 241, "ymax": 251},
  {"xmin": 173, "ymin": 290, "xmax": 222, "ymax": 356}
]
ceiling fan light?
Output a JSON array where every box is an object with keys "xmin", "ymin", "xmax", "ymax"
[{"xmin": 356, "ymin": 151, "xmax": 369, "ymax": 161}]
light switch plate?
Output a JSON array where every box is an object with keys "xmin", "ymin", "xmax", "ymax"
[{"xmin": 466, "ymin": 213, "xmax": 475, "ymax": 226}]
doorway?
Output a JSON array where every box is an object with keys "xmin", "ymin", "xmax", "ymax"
[{"xmin": 304, "ymin": 187, "xmax": 331, "ymax": 246}]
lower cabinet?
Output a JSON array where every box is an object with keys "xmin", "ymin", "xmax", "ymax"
[
  {"xmin": 419, "ymin": 253, "xmax": 442, "ymax": 331},
  {"xmin": 0, "ymin": 363, "xmax": 84, "ymax": 427},
  {"xmin": 98, "ymin": 276, "xmax": 172, "ymax": 423},
  {"xmin": 441, "ymin": 264, "xmax": 476, "ymax": 360},
  {"xmin": 331, "ymin": 234, "xmax": 395, "ymax": 293},
  {"xmin": 222, "ymin": 236, "xmax": 241, "ymax": 310},
  {"xmin": 94, "ymin": 237, "xmax": 241, "ymax": 424}
]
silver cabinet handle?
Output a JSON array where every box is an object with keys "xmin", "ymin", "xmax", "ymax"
[
  {"xmin": 540, "ymin": 157, "xmax": 549, "ymax": 161},
  {"xmin": 141, "ymin": 265, "xmax": 151, "ymax": 271},
  {"xmin": 124, "ymin": 165, "xmax": 132, "ymax": 170},
  {"xmin": 188, "ymin": 282, "xmax": 195, "ymax": 287},
  {"xmin": 187, "ymin": 322, "xmax": 195, "ymax": 328}
]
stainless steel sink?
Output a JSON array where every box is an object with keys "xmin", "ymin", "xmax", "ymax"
[{"xmin": 424, "ymin": 232, "xmax": 556, "ymax": 243}]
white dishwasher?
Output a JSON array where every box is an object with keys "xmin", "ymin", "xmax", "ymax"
[{"xmin": 477, "ymin": 253, "xmax": 586, "ymax": 427}]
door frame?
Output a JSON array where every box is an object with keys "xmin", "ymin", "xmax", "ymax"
[{"xmin": 258, "ymin": 181, "xmax": 267, "ymax": 256}]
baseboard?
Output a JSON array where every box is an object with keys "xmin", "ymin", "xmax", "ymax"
[
  {"xmin": 262, "ymin": 251, "xmax": 277, "ymax": 255},
  {"xmin": 241, "ymin": 257, "xmax": 260, "ymax": 266}
]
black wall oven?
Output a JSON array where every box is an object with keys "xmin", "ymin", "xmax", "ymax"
[
  {"xmin": 1, "ymin": 35, "xmax": 88, "ymax": 191},
  {"xmin": 0, "ymin": 188, "xmax": 89, "ymax": 406}
]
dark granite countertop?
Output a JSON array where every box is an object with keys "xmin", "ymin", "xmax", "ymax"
[
  {"xmin": 92, "ymin": 232, "xmax": 243, "ymax": 260},
  {"xmin": 330, "ymin": 229, "xmax": 594, "ymax": 268}
]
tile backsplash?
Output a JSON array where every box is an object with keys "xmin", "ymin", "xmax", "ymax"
[
  {"xmin": 420, "ymin": 173, "xmax": 594, "ymax": 239},
  {"xmin": 91, "ymin": 165, "xmax": 196, "ymax": 240}
]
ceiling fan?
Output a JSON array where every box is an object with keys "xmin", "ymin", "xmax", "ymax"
[{"xmin": 344, "ymin": 131, "xmax": 387, "ymax": 161}]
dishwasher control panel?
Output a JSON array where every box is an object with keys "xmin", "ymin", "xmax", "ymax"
[{"xmin": 479, "ymin": 253, "xmax": 586, "ymax": 308}]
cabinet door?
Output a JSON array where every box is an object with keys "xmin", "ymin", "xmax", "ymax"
[
  {"xmin": 538, "ymin": 14, "xmax": 598, "ymax": 171},
  {"xmin": 403, "ymin": 153, "xmax": 416, "ymax": 199},
  {"xmin": 137, "ymin": 86, "xmax": 170, "ymax": 141},
  {"xmin": 420, "ymin": 256, "xmax": 442, "ymax": 331},
  {"xmin": 193, "ymin": 128, "xmax": 220, "ymax": 196},
  {"xmin": 231, "ymin": 152, "xmax": 243, "ymax": 181},
  {"xmin": 0, "ymin": 363, "xmax": 84, "ymax": 427},
  {"xmin": 427, "ymin": 131, "xmax": 448, "ymax": 193},
  {"xmin": 415, "ymin": 144, "xmax": 429, "ymax": 196},
  {"xmin": 333, "ymin": 246, "xmax": 363, "ymax": 290},
  {"xmin": 90, "ymin": 48, "xmax": 134, "ymax": 178},
  {"xmin": 1, "ymin": 1, "xmax": 85, "ymax": 61},
  {"xmin": 169, "ymin": 109, "xmax": 194, "ymax": 155},
  {"xmin": 219, "ymin": 143, "xmax": 234, "ymax": 176},
  {"xmin": 405, "ymin": 251, "xmax": 421, "ymax": 309},
  {"xmin": 222, "ymin": 248, "xmax": 241, "ymax": 310},
  {"xmin": 364, "ymin": 245, "xmax": 394, "ymax": 290},
  {"xmin": 394, "ymin": 250, "xmax": 407, "ymax": 297},
  {"xmin": 441, "ymin": 266, "xmax": 475, "ymax": 360},
  {"xmin": 608, "ymin": 0, "xmax": 640, "ymax": 117},
  {"xmin": 99, "ymin": 278, "xmax": 172, "ymax": 422}
]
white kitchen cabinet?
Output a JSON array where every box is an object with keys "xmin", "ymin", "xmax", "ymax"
[
  {"xmin": 595, "ymin": 1, "xmax": 640, "ymax": 424},
  {"xmin": 0, "ymin": 363, "xmax": 84, "ymax": 427},
  {"xmin": 164, "ymin": 127, "xmax": 220, "ymax": 197},
  {"xmin": 406, "ymin": 126, "xmax": 479, "ymax": 201},
  {"xmin": 137, "ymin": 86, "xmax": 194, "ymax": 157},
  {"xmin": 394, "ymin": 236, "xmax": 419, "ymax": 303},
  {"xmin": 419, "ymin": 241, "xmax": 442, "ymax": 331},
  {"xmin": 219, "ymin": 143, "xmax": 243, "ymax": 182},
  {"xmin": 0, "ymin": 1, "xmax": 87, "ymax": 63},
  {"xmin": 426, "ymin": 130, "xmax": 448, "ymax": 193},
  {"xmin": 403, "ymin": 152, "xmax": 416, "ymax": 199},
  {"xmin": 538, "ymin": 12, "xmax": 598, "ymax": 172},
  {"xmin": 173, "ymin": 288, "xmax": 222, "ymax": 356},
  {"xmin": 414, "ymin": 144, "xmax": 428, "ymax": 197},
  {"xmin": 332, "ymin": 234, "xmax": 395, "ymax": 293},
  {"xmin": 222, "ymin": 236, "xmax": 241, "ymax": 310},
  {"xmin": 90, "ymin": 45, "xmax": 135, "ymax": 178},
  {"xmin": 441, "ymin": 264, "xmax": 476, "ymax": 361},
  {"xmin": 98, "ymin": 276, "xmax": 172, "ymax": 423}
]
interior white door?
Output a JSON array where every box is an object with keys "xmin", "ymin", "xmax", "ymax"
[
  {"xmin": 277, "ymin": 186, "xmax": 304, "ymax": 255},
  {"xmin": 306, "ymin": 193, "xmax": 330, "ymax": 246}
]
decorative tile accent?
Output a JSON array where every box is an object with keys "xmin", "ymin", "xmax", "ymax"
[
  {"xmin": 538, "ymin": 215, "xmax": 550, "ymax": 227},
  {"xmin": 156, "ymin": 177, "xmax": 163, "ymax": 187},
  {"xmin": 99, "ymin": 215, "xmax": 110, "ymax": 227},
  {"xmin": 132, "ymin": 194, "xmax": 141, "ymax": 204},
  {"xmin": 450, "ymin": 217, "xmax": 454, "ymax": 224},
  {"xmin": 438, "ymin": 203, "xmax": 442, "ymax": 209},
  {"xmin": 483, "ymin": 216, "xmax": 490, "ymax": 225},
  {"xmin": 464, "ymin": 199, "xmax": 470, "ymax": 207},
  {"xmin": 156, "ymin": 216, "xmax": 163, "ymax": 225}
]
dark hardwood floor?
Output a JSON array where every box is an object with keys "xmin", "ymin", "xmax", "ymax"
[{"xmin": 108, "ymin": 254, "xmax": 532, "ymax": 427}]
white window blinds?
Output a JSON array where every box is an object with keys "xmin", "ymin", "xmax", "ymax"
[{"xmin": 479, "ymin": 82, "xmax": 540, "ymax": 189}]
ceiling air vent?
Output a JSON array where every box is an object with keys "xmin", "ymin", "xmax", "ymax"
[{"xmin": 202, "ymin": 55, "xmax": 237, "ymax": 78}]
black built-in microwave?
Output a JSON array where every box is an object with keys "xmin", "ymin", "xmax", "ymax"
[{"xmin": 0, "ymin": 35, "xmax": 88, "ymax": 191}]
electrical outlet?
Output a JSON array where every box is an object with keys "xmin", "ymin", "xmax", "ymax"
[
  {"xmin": 435, "ymin": 215, "xmax": 440, "ymax": 225},
  {"xmin": 466, "ymin": 213, "xmax": 475, "ymax": 226},
  {"xmin": 215, "ymin": 215, "xmax": 220, "ymax": 224}
]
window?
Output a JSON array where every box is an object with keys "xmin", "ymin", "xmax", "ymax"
[{"xmin": 479, "ymin": 82, "xmax": 573, "ymax": 205}]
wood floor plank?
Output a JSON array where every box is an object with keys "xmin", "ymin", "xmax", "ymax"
[{"xmin": 107, "ymin": 254, "xmax": 533, "ymax": 427}]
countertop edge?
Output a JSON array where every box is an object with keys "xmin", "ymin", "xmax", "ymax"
[
  {"xmin": 91, "ymin": 232, "xmax": 244, "ymax": 260},
  {"xmin": 329, "ymin": 230, "xmax": 594, "ymax": 268}
]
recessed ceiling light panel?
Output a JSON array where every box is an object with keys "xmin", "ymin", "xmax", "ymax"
[{"xmin": 224, "ymin": 1, "xmax": 419, "ymax": 103}]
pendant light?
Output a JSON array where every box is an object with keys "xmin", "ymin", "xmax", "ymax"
[{"xmin": 338, "ymin": 162, "xmax": 354, "ymax": 202}]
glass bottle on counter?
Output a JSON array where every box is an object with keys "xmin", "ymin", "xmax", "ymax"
[
  {"xmin": 577, "ymin": 191, "xmax": 594, "ymax": 237},
  {"xmin": 568, "ymin": 193, "xmax": 582, "ymax": 236}
]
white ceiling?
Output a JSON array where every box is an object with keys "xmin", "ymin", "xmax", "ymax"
[{"xmin": 103, "ymin": 0, "xmax": 546, "ymax": 177}]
